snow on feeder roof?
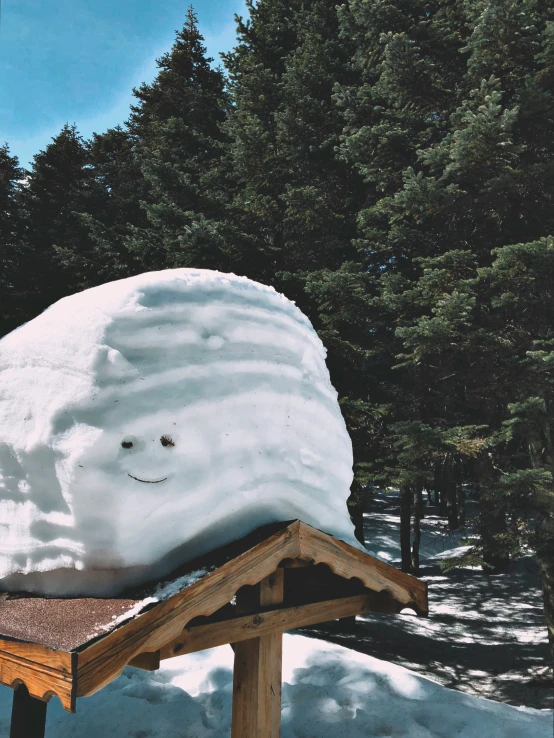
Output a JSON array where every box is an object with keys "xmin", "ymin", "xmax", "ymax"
[{"xmin": 0, "ymin": 269, "xmax": 357, "ymax": 596}]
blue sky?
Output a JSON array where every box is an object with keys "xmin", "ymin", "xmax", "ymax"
[{"xmin": 0, "ymin": 0, "xmax": 247, "ymax": 168}]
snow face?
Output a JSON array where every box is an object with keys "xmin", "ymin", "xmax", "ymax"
[{"xmin": 0, "ymin": 269, "xmax": 356, "ymax": 595}]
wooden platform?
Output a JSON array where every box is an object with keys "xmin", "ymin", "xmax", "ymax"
[{"xmin": 0, "ymin": 520, "xmax": 427, "ymax": 737}]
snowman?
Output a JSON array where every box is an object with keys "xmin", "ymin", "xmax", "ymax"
[{"xmin": 0, "ymin": 269, "xmax": 355, "ymax": 595}]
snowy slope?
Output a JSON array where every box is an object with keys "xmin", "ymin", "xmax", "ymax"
[
  {"xmin": 300, "ymin": 492, "xmax": 552, "ymax": 710},
  {"xmin": 0, "ymin": 269, "xmax": 356, "ymax": 595},
  {"xmin": 0, "ymin": 635, "xmax": 549, "ymax": 738}
]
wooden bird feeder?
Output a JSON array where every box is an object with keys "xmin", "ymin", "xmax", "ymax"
[{"xmin": 0, "ymin": 520, "xmax": 428, "ymax": 737}]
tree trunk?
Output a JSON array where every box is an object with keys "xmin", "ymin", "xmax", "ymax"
[
  {"xmin": 457, "ymin": 485, "xmax": 466, "ymax": 527},
  {"xmin": 400, "ymin": 485, "xmax": 412, "ymax": 573},
  {"xmin": 433, "ymin": 463, "xmax": 441, "ymax": 507},
  {"xmin": 528, "ymin": 405, "xmax": 554, "ymax": 664},
  {"xmin": 350, "ymin": 504, "xmax": 365, "ymax": 546},
  {"xmin": 426, "ymin": 486, "xmax": 434, "ymax": 506},
  {"xmin": 412, "ymin": 482, "xmax": 423, "ymax": 574},
  {"xmin": 535, "ymin": 511, "xmax": 554, "ymax": 665},
  {"xmin": 417, "ymin": 482, "xmax": 425, "ymax": 519},
  {"xmin": 480, "ymin": 491, "xmax": 510, "ymax": 574},
  {"xmin": 444, "ymin": 456, "xmax": 459, "ymax": 530},
  {"xmin": 439, "ymin": 460, "xmax": 448, "ymax": 517},
  {"xmin": 348, "ymin": 481, "xmax": 365, "ymax": 546},
  {"xmin": 473, "ymin": 456, "xmax": 510, "ymax": 574}
]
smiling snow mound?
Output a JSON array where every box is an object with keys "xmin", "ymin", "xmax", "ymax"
[{"xmin": 0, "ymin": 269, "xmax": 357, "ymax": 596}]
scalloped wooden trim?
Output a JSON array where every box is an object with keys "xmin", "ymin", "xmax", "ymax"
[
  {"xmin": 297, "ymin": 522, "xmax": 428, "ymax": 615},
  {"xmin": 0, "ymin": 520, "xmax": 428, "ymax": 714},
  {"xmin": 75, "ymin": 521, "xmax": 428, "ymax": 700},
  {"xmin": 0, "ymin": 641, "xmax": 75, "ymax": 712},
  {"xmin": 76, "ymin": 522, "xmax": 301, "ymax": 698},
  {"xmin": 159, "ymin": 592, "xmax": 378, "ymax": 659}
]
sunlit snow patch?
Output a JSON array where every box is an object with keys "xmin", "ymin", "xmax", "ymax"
[{"xmin": 0, "ymin": 635, "xmax": 547, "ymax": 738}]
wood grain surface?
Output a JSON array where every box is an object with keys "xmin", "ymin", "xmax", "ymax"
[{"xmin": 0, "ymin": 519, "xmax": 428, "ymax": 715}]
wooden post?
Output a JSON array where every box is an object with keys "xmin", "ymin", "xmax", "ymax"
[
  {"xmin": 10, "ymin": 684, "xmax": 48, "ymax": 738},
  {"xmin": 231, "ymin": 570, "xmax": 284, "ymax": 738}
]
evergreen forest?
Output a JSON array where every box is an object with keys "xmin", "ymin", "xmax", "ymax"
[{"xmin": 1, "ymin": 0, "xmax": 553, "ymax": 664}]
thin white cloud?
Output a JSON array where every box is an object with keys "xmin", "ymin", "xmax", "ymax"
[
  {"xmin": 203, "ymin": 11, "xmax": 243, "ymax": 68},
  {"xmin": 10, "ymin": 0, "xmax": 246, "ymax": 168},
  {"xmin": 9, "ymin": 50, "xmax": 159, "ymax": 168}
]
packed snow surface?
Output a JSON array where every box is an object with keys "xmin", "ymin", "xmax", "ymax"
[
  {"xmin": 0, "ymin": 269, "xmax": 356, "ymax": 595},
  {"xmin": 0, "ymin": 634, "xmax": 549, "ymax": 737}
]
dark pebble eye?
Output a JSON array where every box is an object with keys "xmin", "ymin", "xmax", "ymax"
[
  {"xmin": 160, "ymin": 435, "xmax": 175, "ymax": 448},
  {"xmin": 121, "ymin": 440, "xmax": 133, "ymax": 449}
]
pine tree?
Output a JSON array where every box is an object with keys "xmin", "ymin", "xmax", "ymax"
[
  {"xmin": 0, "ymin": 145, "xmax": 27, "ymax": 336},
  {"xmin": 222, "ymin": 1, "xmax": 370, "ymax": 529},
  {"xmin": 220, "ymin": 0, "xmax": 308, "ymax": 284},
  {"xmin": 478, "ymin": 236, "xmax": 554, "ymax": 657},
  {"xmin": 221, "ymin": 0, "xmax": 365, "ymax": 289},
  {"xmin": 305, "ymin": 0, "xmax": 473, "ymax": 518},
  {"xmin": 272, "ymin": 0, "xmax": 365, "ymax": 280},
  {"xmin": 20, "ymin": 124, "xmax": 107, "ymax": 311},
  {"xmin": 308, "ymin": 3, "xmax": 554, "ymax": 641},
  {"xmin": 340, "ymin": 0, "xmax": 554, "ymax": 653},
  {"xmin": 77, "ymin": 126, "xmax": 150, "ymax": 282},
  {"xmin": 124, "ymin": 6, "xmax": 234, "ymax": 271}
]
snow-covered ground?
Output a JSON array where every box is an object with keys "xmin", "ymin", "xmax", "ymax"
[
  {"xmin": 299, "ymin": 492, "xmax": 553, "ymax": 711},
  {"xmin": 0, "ymin": 492, "xmax": 551, "ymax": 735},
  {"xmin": 0, "ymin": 634, "xmax": 550, "ymax": 738}
]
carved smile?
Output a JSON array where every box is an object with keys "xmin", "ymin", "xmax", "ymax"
[{"xmin": 127, "ymin": 473, "xmax": 168, "ymax": 484}]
